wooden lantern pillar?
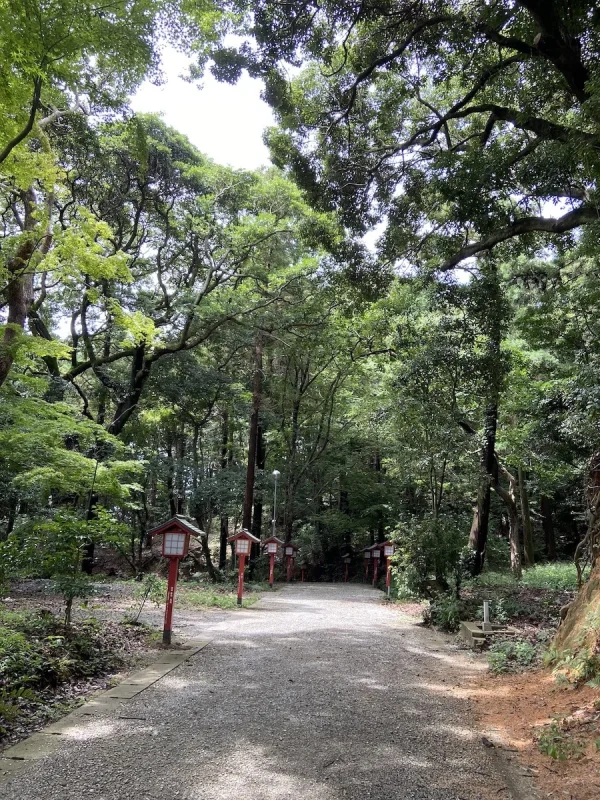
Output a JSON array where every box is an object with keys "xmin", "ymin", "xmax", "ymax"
[
  {"xmin": 284, "ymin": 542, "xmax": 299, "ymax": 582},
  {"xmin": 381, "ymin": 541, "xmax": 395, "ymax": 597},
  {"xmin": 148, "ymin": 515, "xmax": 202, "ymax": 644},
  {"xmin": 228, "ymin": 529, "xmax": 261, "ymax": 605},
  {"xmin": 263, "ymin": 536, "xmax": 284, "ymax": 587}
]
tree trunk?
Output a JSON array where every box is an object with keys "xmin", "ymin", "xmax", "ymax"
[
  {"xmin": 219, "ymin": 409, "xmax": 230, "ymax": 569},
  {"xmin": 198, "ymin": 532, "xmax": 218, "ymax": 583},
  {"xmin": 242, "ymin": 335, "xmax": 263, "ymax": 530},
  {"xmin": 469, "ymin": 404, "xmax": 498, "ymax": 574},
  {"xmin": 541, "ymin": 495, "xmax": 557, "ymax": 560},
  {"xmin": 518, "ymin": 466, "xmax": 535, "ymax": 567},
  {"xmin": 166, "ymin": 437, "xmax": 177, "ymax": 517},
  {"xmin": 0, "ymin": 189, "xmax": 38, "ymax": 387},
  {"xmin": 251, "ymin": 423, "xmax": 266, "ymax": 540},
  {"xmin": 495, "ymin": 467, "xmax": 522, "ymax": 579}
]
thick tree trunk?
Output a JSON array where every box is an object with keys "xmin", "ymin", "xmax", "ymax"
[
  {"xmin": 242, "ymin": 335, "xmax": 263, "ymax": 530},
  {"xmin": 541, "ymin": 495, "xmax": 557, "ymax": 560},
  {"xmin": 469, "ymin": 404, "xmax": 498, "ymax": 574},
  {"xmin": 198, "ymin": 531, "xmax": 218, "ymax": 583},
  {"xmin": 251, "ymin": 423, "xmax": 266, "ymax": 539},
  {"xmin": 175, "ymin": 429, "xmax": 186, "ymax": 514},
  {"xmin": 166, "ymin": 438, "xmax": 177, "ymax": 517},
  {"xmin": 219, "ymin": 410, "xmax": 230, "ymax": 569},
  {"xmin": 249, "ymin": 423, "xmax": 266, "ymax": 577},
  {"xmin": 0, "ymin": 189, "xmax": 37, "ymax": 387},
  {"xmin": 495, "ymin": 467, "xmax": 522, "ymax": 579},
  {"xmin": 518, "ymin": 466, "xmax": 535, "ymax": 567}
]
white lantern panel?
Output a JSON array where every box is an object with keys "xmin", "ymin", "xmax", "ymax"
[
  {"xmin": 164, "ymin": 532, "xmax": 186, "ymax": 556},
  {"xmin": 372, "ymin": 551, "xmax": 380, "ymax": 558},
  {"xmin": 267, "ymin": 543, "xmax": 278, "ymax": 553},
  {"xmin": 285, "ymin": 546, "xmax": 294, "ymax": 556},
  {"xmin": 236, "ymin": 539, "xmax": 250, "ymax": 555},
  {"xmin": 363, "ymin": 551, "xmax": 371, "ymax": 559},
  {"xmin": 384, "ymin": 545, "xmax": 394, "ymax": 556}
]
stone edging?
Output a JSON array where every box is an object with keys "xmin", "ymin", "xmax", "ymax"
[{"xmin": 0, "ymin": 638, "xmax": 211, "ymax": 784}]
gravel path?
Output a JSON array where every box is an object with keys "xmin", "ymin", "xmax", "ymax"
[{"xmin": 4, "ymin": 584, "xmax": 518, "ymax": 800}]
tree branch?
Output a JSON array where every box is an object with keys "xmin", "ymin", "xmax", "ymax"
[{"xmin": 440, "ymin": 205, "xmax": 598, "ymax": 270}]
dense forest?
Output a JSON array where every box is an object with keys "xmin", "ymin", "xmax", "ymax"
[{"xmin": 1, "ymin": 0, "xmax": 600, "ymax": 653}]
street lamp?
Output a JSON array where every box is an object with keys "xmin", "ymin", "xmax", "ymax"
[{"xmin": 272, "ymin": 469, "xmax": 281, "ymax": 538}]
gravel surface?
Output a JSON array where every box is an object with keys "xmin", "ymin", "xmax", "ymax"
[{"xmin": 3, "ymin": 584, "xmax": 518, "ymax": 800}]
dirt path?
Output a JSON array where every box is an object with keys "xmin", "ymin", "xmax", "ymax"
[{"xmin": 3, "ymin": 584, "xmax": 524, "ymax": 800}]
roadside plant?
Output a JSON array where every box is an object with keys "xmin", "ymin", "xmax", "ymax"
[
  {"xmin": 487, "ymin": 639, "xmax": 538, "ymax": 675},
  {"xmin": 126, "ymin": 575, "xmax": 166, "ymax": 624},
  {"xmin": 536, "ymin": 720, "xmax": 587, "ymax": 761}
]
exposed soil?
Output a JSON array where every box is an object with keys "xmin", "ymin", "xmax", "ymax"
[{"xmin": 472, "ymin": 669, "xmax": 600, "ymax": 800}]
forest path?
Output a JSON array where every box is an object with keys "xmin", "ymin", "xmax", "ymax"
[{"xmin": 4, "ymin": 584, "xmax": 519, "ymax": 800}]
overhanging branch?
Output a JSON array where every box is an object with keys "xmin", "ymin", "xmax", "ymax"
[{"xmin": 440, "ymin": 205, "xmax": 599, "ymax": 270}]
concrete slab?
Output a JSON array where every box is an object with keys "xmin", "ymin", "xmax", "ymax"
[
  {"xmin": 460, "ymin": 620, "xmax": 519, "ymax": 649},
  {"xmin": 0, "ymin": 635, "xmax": 212, "ymax": 785},
  {"xmin": 0, "ymin": 758, "xmax": 28, "ymax": 779},
  {"xmin": 1, "ymin": 733, "xmax": 61, "ymax": 760}
]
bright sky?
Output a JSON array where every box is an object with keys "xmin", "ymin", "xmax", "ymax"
[{"xmin": 130, "ymin": 48, "xmax": 275, "ymax": 170}]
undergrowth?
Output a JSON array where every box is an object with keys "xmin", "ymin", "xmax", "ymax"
[{"xmin": 0, "ymin": 607, "xmax": 125, "ymax": 736}]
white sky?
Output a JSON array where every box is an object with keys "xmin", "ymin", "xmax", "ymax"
[{"xmin": 130, "ymin": 48, "xmax": 275, "ymax": 170}]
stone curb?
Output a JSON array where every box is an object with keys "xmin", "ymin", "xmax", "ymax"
[{"xmin": 0, "ymin": 638, "xmax": 211, "ymax": 783}]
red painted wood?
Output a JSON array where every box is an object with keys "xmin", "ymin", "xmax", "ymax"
[
  {"xmin": 269, "ymin": 553, "xmax": 275, "ymax": 587},
  {"xmin": 163, "ymin": 557, "xmax": 180, "ymax": 644},
  {"xmin": 237, "ymin": 553, "xmax": 246, "ymax": 605}
]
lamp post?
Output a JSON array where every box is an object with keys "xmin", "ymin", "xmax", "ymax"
[
  {"xmin": 228, "ymin": 529, "xmax": 261, "ymax": 605},
  {"xmin": 284, "ymin": 542, "xmax": 299, "ymax": 581},
  {"xmin": 148, "ymin": 515, "xmax": 202, "ymax": 645},
  {"xmin": 371, "ymin": 545, "xmax": 382, "ymax": 587},
  {"xmin": 342, "ymin": 553, "xmax": 351, "ymax": 583},
  {"xmin": 272, "ymin": 469, "xmax": 281, "ymax": 538},
  {"xmin": 263, "ymin": 536, "xmax": 283, "ymax": 587},
  {"xmin": 381, "ymin": 541, "xmax": 395, "ymax": 597},
  {"xmin": 363, "ymin": 549, "xmax": 371, "ymax": 582}
]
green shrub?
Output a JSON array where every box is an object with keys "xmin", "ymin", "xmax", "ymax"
[
  {"xmin": 536, "ymin": 720, "xmax": 587, "ymax": 761},
  {"xmin": 423, "ymin": 593, "xmax": 462, "ymax": 632},
  {"xmin": 487, "ymin": 638, "xmax": 538, "ymax": 674}
]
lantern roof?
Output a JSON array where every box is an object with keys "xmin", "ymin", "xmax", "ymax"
[
  {"xmin": 341, "ymin": 552, "xmax": 352, "ymax": 559},
  {"xmin": 228, "ymin": 529, "xmax": 261, "ymax": 544},
  {"xmin": 148, "ymin": 515, "xmax": 205, "ymax": 539},
  {"xmin": 380, "ymin": 540, "xmax": 394, "ymax": 548},
  {"xmin": 283, "ymin": 541, "xmax": 299, "ymax": 551},
  {"xmin": 262, "ymin": 536, "xmax": 284, "ymax": 546}
]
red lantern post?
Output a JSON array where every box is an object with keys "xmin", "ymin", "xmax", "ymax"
[
  {"xmin": 342, "ymin": 553, "xmax": 351, "ymax": 583},
  {"xmin": 381, "ymin": 541, "xmax": 395, "ymax": 597},
  {"xmin": 284, "ymin": 542, "xmax": 299, "ymax": 581},
  {"xmin": 228, "ymin": 530, "xmax": 261, "ymax": 605},
  {"xmin": 148, "ymin": 515, "xmax": 200, "ymax": 644},
  {"xmin": 371, "ymin": 545, "xmax": 382, "ymax": 587},
  {"xmin": 363, "ymin": 549, "xmax": 371, "ymax": 582},
  {"xmin": 262, "ymin": 536, "xmax": 284, "ymax": 587}
]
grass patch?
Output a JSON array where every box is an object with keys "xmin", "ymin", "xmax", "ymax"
[
  {"xmin": 178, "ymin": 586, "xmax": 261, "ymax": 609},
  {"xmin": 475, "ymin": 562, "xmax": 579, "ymax": 591}
]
